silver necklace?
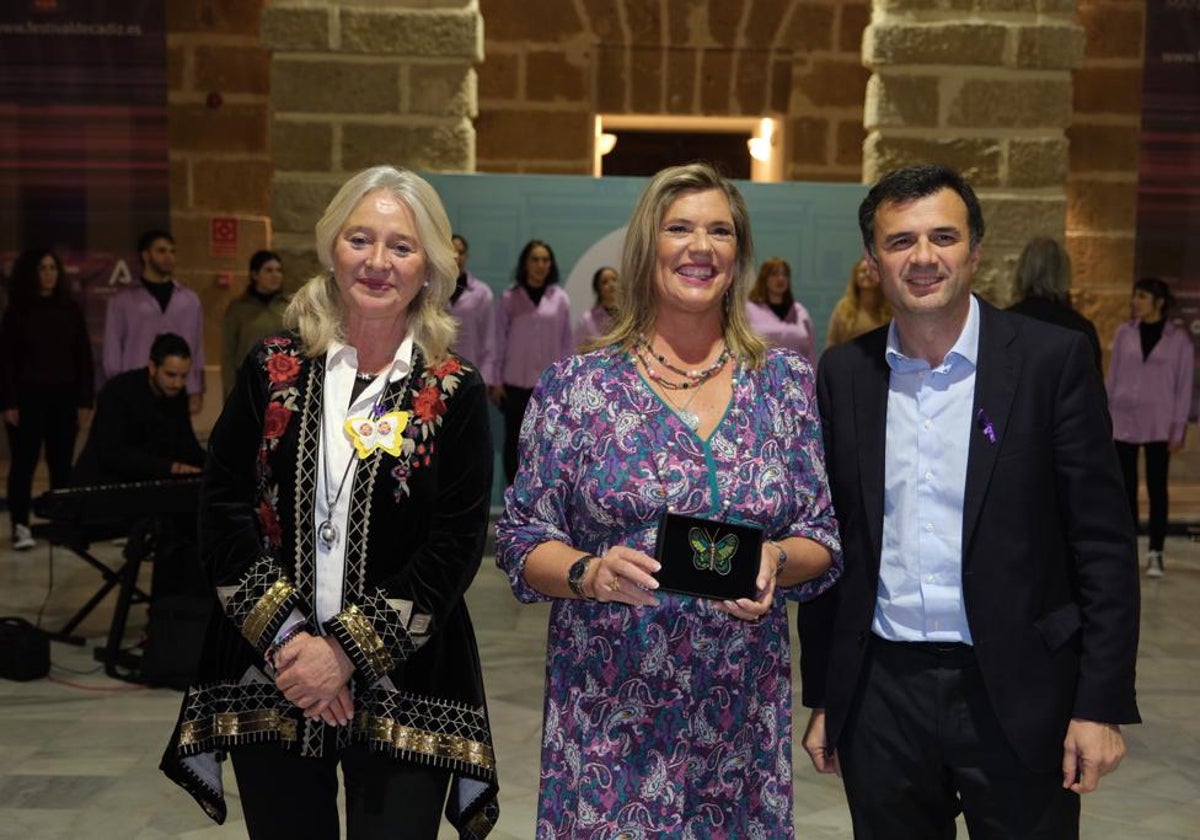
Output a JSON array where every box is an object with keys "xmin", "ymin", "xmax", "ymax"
[
  {"xmin": 663, "ymin": 378, "xmax": 705, "ymax": 430},
  {"xmin": 317, "ymin": 368, "xmax": 403, "ymax": 550}
]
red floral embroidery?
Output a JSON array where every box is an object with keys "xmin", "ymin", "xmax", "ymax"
[
  {"xmin": 413, "ymin": 384, "xmax": 447, "ymax": 423},
  {"xmin": 430, "ymin": 358, "xmax": 462, "ymax": 378},
  {"xmin": 266, "ymin": 352, "xmax": 301, "ymax": 383},
  {"xmin": 257, "ymin": 500, "xmax": 282, "ymax": 547},
  {"xmin": 263, "ymin": 402, "xmax": 291, "ymax": 439}
]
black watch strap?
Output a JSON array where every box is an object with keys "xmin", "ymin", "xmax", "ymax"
[{"xmin": 567, "ymin": 553, "xmax": 597, "ymax": 600}]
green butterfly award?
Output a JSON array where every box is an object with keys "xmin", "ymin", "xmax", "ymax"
[{"xmin": 653, "ymin": 511, "xmax": 763, "ymax": 600}]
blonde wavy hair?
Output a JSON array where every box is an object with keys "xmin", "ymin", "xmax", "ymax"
[
  {"xmin": 285, "ymin": 166, "xmax": 458, "ymax": 364},
  {"xmin": 596, "ymin": 162, "xmax": 767, "ymax": 368}
]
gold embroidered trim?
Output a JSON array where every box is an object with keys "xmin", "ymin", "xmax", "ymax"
[
  {"xmin": 242, "ymin": 579, "xmax": 296, "ymax": 647},
  {"xmin": 358, "ymin": 712, "xmax": 495, "ymax": 771},
  {"xmin": 336, "ymin": 603, "xmax": 395, "ymax": 676},
  {"xmin": 178, "ymin": 710, "xmax": 298, "ymax": 748}
]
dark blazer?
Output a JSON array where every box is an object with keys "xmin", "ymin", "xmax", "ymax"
[{"xmin": 799, "ymin": 298, "xmax": 1140, "ymax": 772}]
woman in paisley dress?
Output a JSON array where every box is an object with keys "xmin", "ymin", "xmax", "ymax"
[
  {"xmin": 496, "ymin": 162, "xmax": 842, "ymax": 838},
  {"xmin": 161, "ymin": 166, "xmax": 499, "ymax": 838}
]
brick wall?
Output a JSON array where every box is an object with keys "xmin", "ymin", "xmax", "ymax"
[{"xmin": 477, "ymin": 0, "xmax": 870, "ymax": 181}]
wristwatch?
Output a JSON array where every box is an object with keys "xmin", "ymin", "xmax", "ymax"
[{"xmin": 567, "ymin": 553, "xmax": 597, "ymax": 600}]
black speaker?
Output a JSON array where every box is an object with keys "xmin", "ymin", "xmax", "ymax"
[{"xmin": 0, "ymin": 617, "xmax": 50, "ymax": 681}]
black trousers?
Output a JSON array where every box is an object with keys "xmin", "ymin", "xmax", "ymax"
[
  {"xmin": 230, "ymin": 742, "xmax": 450, "ymax": 839},
  {"xmin": 4, "ymin": 385, "xmax": 79, "ymax": 528},
  {"xmin": 838, "ymin": 637, "xmax": 1079, "ymax": 839},
  {"xmin": 501, "ymin": 384, "xmax": 533, "ymax": 486},
  {"xmin": 1114, "ymin": 440, "xmax": 1169, "ymax": 553}
]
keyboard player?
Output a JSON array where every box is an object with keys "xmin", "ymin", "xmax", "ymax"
[{"xmin": 72, "ymin": 332, "xmax": 204, "ymax": 485}]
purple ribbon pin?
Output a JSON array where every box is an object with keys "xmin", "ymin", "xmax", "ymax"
[{"xmin": 975, "ymin": 408, "xmax": 996, "ymax": 444}]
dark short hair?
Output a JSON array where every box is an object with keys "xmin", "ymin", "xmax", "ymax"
[
  {"xmin": 138, "ymin": 228, "xmax": 174, "ymax": 254},
  {"xmin": 149, "ymin": 332, "xmax": 191, "ymax": 365},
  {"xmin": 249, "ymin": 249, "xmax": 281, "ymax": 275},
  {"xmin": 452, "ymin": 233, "xmax": 468, "ymax": 251},
  {"xmin": 1134, "ymin": 276, "xmax": 1174, "ymax": 314},
  {"xmin": 858, "ymin": 163, "xmax": 984, "ymax": 257},
  {"xmin": 514, "ymin": 239, "xmax": 559, "ymax": 287}
]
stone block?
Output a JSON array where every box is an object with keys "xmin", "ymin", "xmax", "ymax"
[
  {"xmin": 839, "ymin": 2, "xmax": 870, "ymax": 55},
  {"xmin": 272, "ymin": 235, "xmax": 323, "ymax": 286},
  {"xmin": 1066, "ymin": 178, "xmax": 1137, "ymax": 232},
  {"xmin": 1007, "ymin": 137, "xmax": 1068, "ymax": 188},
  {"xmin": 734, "ymin": 53, "xmax": 769, "ymax": 115},
  {"xmin": 410, "ymin": 63, "xmax": 477, "ymax": 117},
  {"xmin": 527, "ymin": 51, "xmax": 587, "ymax": 103},
  {"xmin": 483, "ymin": 0, "xmax": 582, "ymax": 42},
  {"xmin": 1066, "ymin": 123, "xmax": 1140, "ymax": 173},
  {"xmin": 875, "ymin": 0, "xmax": 974, "ymax": 10},
  {"xmin": 479, "ymin": 50, "xmax": 520, "ymax": 101},
  {"xmin": 168, "ymin": 45, "xmax": 187, "ymax": 92},
  {"xmin": 795, "ymin": 58, "xmax": 871, "ymax": 109},
  {"xmin": 625, "ymin": 0, "xmax": 664, "ymax": 46},
  {"xmin": 746, "ymin": 1, "xmax": 787, "ymax": 51},
  {"xmin": 864, "ymin": 73, "xmax": 939, "ymax": 130},
  {"xmin": 167, "ymin": 0, "xmax": 262, "ymax": 35},
  {"xmin": 1074, "ymin": 66, "xmax": 1143, "ymax": 116},
  {"xmin": 261, "ymin": 6, "xmax": 330, "ymax": 52},
  {"xmin": 170, "ymin": 103, "xmax": 268, "ymax": 153},
  {"xmin": 271, "ymin": 120, "xmax": 334, "ymax": 172},
  {"xmin": 632, "ymin": 46, "xmax": 666, "ymax": 113},
  {"xmin": 1038, "ymin": 0, "xmax": 1077, "ymax": 14},
  {"xmin": 272, "ymin": 59, "xmax": 401, "ymax": 114},
  {"xmin": 341, "ymin": 9, "xmax": 480, "ymax": 60},
  {"xmin": 769, "ymin": 58, "xmax": 792, "ymax": 113},
  {"xmin": 170, "ymin": 159, "xmax": 190, "ymax": 208},
  {"xmin": 1065, "ymin": 231, "xmax": 1137, "ymax": 291},
  {"xmin": 971, "ymin": 254, "xmax": 1019, "ymax": 308},
  {"xmin": 947, "ymin": 78, "xmax": 1071, "ymax": 129},
  {"xmin": 789, "ymin": 163, "xmax": 861, "ymax": 183},
  {"xmin": 192, "ymin": 159, "xmax": 272, "ymax": 214},
  {"xmin": 1015, "ymin": 23, "xmax": 1086, "ymax": 70},
  {"xmin": 580, "ymin": 0, "xmax": 624, "ymax": 43},
  {"xmin": 666, "ymin": 49, "xmax": 698, "ymax": 112},
  {"xmin": 705, "ymin": 0, "xmax": 742, "ymax": 48},
  {"xmin": 783, "ymin": 4, "xmax": 836, "ymax": 53},
  {"xmin": 980, "ymin": 194, "xmax": 1067, "ymax": 248},
  {"xmin": 866, "ymin": 22, "xmax": 1007, "ymax": 67},
  {"xmin": 595, "ymin": 46, "xmax": 626, "ymax": 112},
  {"xmin": 699, "ymin": 50, "xmax": 734, "ymax": 113},
  {"xmin": 790, "ymin": 117, "xmax": 829, "ymax": 166},
  {"xmin": 194, "ymin": 45, "xmax": 270, "ymax": 95},
  {"xmin": 476, "ymin": 109, "xmax": 591, "ymax": 161},
  {"xmin": 864, "ymin": 134, "xmax": 1002, "ymax": 186},
  {"xmin": 1078, "ymin": 2, "xmax": 1145, "ymax": 60},
  {"xmin": 836, "ymin": 120, "xmax": 867, "ymax": 167},
  {"xmin": 342, "ymin": 119, "xmax": 475, "ymax": 172},
  {"xmin": 272, "ymin": 177, "xmax": 344, "ymax": 236}
]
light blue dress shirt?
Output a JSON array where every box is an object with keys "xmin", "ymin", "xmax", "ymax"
[{"xmin": 873, "ymin": 295, "xmax": 980, "ymax": 644}]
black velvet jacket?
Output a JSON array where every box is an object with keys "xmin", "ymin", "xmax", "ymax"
[{"xmin": 161, "ymin": 333, "xmax": 499, "ymax": 837}]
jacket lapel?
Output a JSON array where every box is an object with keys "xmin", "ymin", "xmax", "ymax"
[
  {"xmin": 962, "ymin": 301, "xmax": 1020, "ymax": 554},
  {"xmin": 853, "ymin": 331, "xmax": 891, "ymax": 569}
]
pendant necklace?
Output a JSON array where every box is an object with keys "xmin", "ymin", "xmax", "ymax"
[
  {"xmin": 663, "ymin": 379, "xmax": 705, "ymax": 431},
  {"xmin": 317, "ymin": 367, "xmax": 404, "ymax": 550}
]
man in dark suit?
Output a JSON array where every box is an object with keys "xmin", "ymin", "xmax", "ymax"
[{"xmin": 799, "ymin": 163, "xmax": 1140, "ymax": 837}]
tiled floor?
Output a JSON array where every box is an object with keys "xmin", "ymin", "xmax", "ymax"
[{"xmin": 1, "ymin": 529, "xmax": 1197, "ymax": 839}]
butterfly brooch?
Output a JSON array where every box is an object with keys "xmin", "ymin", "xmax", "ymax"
[
  {"xmin": 345, "ymin": 410, "xmax": 410, "ymax": 459},
  {"xmin": 688, "ymin": 527, "xmax": 738, "ymax": 576}
]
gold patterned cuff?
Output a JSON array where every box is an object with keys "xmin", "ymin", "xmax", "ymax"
[
  {"xmin": 242, "ymin": 579, "xmax": 296, "ymax": 648},
  {"xmin": 333, "ymin": 604, "xmax": 395, "ymax": 678}
]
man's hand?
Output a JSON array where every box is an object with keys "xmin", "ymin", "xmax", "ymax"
[
  {"xmin": 275, "ymin": 633, "xmax": 356, "ymax": 723},
  {"xmin": 803, "ymin": 708, "xmax": 842, "ymax": 776},
  {"xmin": 189, "ymin": 392, "xmax": 203, "ymax": 415},
  {"xmin": 1062, "ymin": 718, "xmax": 1125, "ymax": 793},
  {"xmin": 170, "ymin": 461, "xmax": 202, "ymax": 475}
]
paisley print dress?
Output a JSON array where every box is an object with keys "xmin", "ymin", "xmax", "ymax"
[{"xmin": 496, "ymin": 345, "xmax": 842, "ymax": 839}]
